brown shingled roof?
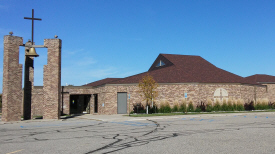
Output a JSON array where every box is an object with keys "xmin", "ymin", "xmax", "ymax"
[
  {"xmin": 244, "ymin": 74, "xmax": 275, "ymax": 84},
  {"xmin": 109, "ymin": 54, "xmax": 245, "ymax": 84},
  {"xmin": 83, "ymin": 78, "xmax": 121, "ymax": 87},
  {"xmin": 85, "ymin": 54, "xmax": 274, "ymax": 87}
]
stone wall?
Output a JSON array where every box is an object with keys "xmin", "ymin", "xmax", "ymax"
[
  {"xmin": 263, "ymin": 84, "xmax": 275, "ymax": 102},
  {"xmin": 100, "ymin": 83, "xmax": 272, "ymax": 113},
  {"xmin": 255, "ymin": 85, "xmax": 268, "ymax": 102}
]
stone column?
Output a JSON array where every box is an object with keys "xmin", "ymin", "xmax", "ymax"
[
  {"xmin": 61, "ymin": 92, "xmax": 70, "ymax": 115},
  {"xmin": 2, "ymin": 35, "xmax": 23, "ymax": 122},
  {"xmin": 90, "ymin": 94, "xmax": 94, "ymax": 114},
  {"xmin": 43, "ymin": 39, "xmax": 61, "ymax": 119},
  {"xmin": 23, "ymin": 41, "xmax": 34, "ymax": 120}
]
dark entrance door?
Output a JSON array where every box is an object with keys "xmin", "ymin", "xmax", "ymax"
[
  {"xmin": 70, "ymin": 95, "xmax": 91, "ymax": 114},
  {"xmin": 117, "ymin": 92, "xmax": 127, "ymax": 114},
  {"xmin": 94, "ymin": 94, "xmax": 98, "ymax": 113}
]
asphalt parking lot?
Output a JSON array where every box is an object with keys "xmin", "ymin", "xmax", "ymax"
[{"xmin": 0, "ymin": 112, "xmax": 275, "ymax": 154}]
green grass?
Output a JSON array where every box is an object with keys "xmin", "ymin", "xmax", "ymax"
[
  {"xmin": 33, "ymin": 116, "xmax": 43, "ymax": 119},
  {"xmin": 128, "ymin": 113, "xmax": 187, "ymax": 117},
  {"xmin": 127, "ymin": 109, "xmax": 275, "ymax": 117}
]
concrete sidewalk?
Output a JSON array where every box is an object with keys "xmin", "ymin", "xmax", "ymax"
[
  {"xmin": 76, "ymin": 111, "xmax": 275, "ymax": 122},
  {"xmin": 1, "ymin": 111, "xmax": 274, "ymax": 124}
]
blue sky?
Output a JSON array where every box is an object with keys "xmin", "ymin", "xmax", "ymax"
[{"xmin": 0, "ymin": 0, "xmax": 275, "ymax": 93}]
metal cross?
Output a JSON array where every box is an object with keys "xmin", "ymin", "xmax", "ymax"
[{"xmin": 24, "ymin": 9, "xmax": 42, "ymax": 45}]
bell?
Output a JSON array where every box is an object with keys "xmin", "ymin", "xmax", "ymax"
[{"xmin": 26, "ymin": 47, "xmax": 39, "ymax": 57}]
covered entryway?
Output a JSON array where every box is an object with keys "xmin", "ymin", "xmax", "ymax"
[
  {"xmin": 70, "ymin": 95, "xmax": 91, "ymax": 114},
  {"xmin": 117, "ymin": 92, "xmax": 127, "ymax": 114}
]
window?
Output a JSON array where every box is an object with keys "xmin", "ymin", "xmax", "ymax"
[
  {"xmin": 156, "ymin": 60, "xmax": 165, "ymax": 67},
  {"xmin": 213, "ymin": 88, "xmax": 228, "ymax": 102}
]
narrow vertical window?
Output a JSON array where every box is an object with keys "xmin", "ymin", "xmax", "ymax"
[{"xmin": 156, "ymin": 60, "xmax": 165, "ymax": 67}]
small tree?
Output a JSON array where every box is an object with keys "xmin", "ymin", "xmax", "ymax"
[{"xmin": 138, "ymin": 74, "xmax": 158, "ymax": 108}]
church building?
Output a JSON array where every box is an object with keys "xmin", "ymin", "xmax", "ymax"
[{"xmin": 32, "ymin": 53, "xmax": 275, "ymax": 116}]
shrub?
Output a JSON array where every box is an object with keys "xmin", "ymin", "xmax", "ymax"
[
  {"xmin": 163, "ymin": 103, "xmax": 171, "ymax": 113},
  {"xmin": 255, "ymin": 99, "xmax": 263, "ymax": 110},
  {"xmin": 255, "ymin": 99, "xmax": 270, "ymax": 110},
  {"xmin": 244, "ymin": 101, "xmax": 254, "ymax": 111},
  {"xmin": 255, "ymin": 102, "xmax": 262, "ymax": 110},
  {"xmin": 187, "ymin": 100, "xmax": 194, "ymax": 112},
  {"xmin": 232, "ymin": 100, "xmax": 237, "ymax": 111},
  {"xmin": 206, "ymin": 103, "xmax": 212, "ymax": 112},
  {"xmin": 148, "ymin": 104, "xmax": 158, "ymax": 113},
  {"xmin": 179, "ymin": 99, "xmax": 187, "ymax": 113},
  {"xmin": 159, "ymin": 100, "xmax": 171, "ymax": 113},
  {"xmin": 262, "ymin": 98, "xmax": 269, "ymax": 104},
  {"xmin": 206, "ymin": 98, "xmax": 213, "ymax": 112},
  {"xmin": 196, "ymin": 101, "xmax": 206, "ymax": 112},
  {"xmin": 132, "ymin": 102, "xmax": 145, "ymax": 113},
  {"xmin": 255, "ymin": 99, "xmax": 271, "ymax": 110},
  {"xmin": 213, "ymin": 99, "xmax": 221, "ymax": 111},
  {"xmin": 172, "ymin": 104, "xmax": 179, "ymax": 112},
  {"xmin": 268, "ymin": 102, "xmax": 275, "ymax": 109},
  {"xmin": 221, "ymin": 99, "xmax": 228, "ymax": 111},
  {"xmin": 236, "ymin": 99, "xmax": 244, "ymax": 111},
  {"xmin": 227, "ymin": 98, "xmax": 234, "ymax": 111},
  {"xmin": 195, "ymin": 107, "xmax": 201, "ymax": 112},
  {"xmin": 172, "ymin": 100, "xmax": 179, "ymax": 112},
  {"xmin": 158, "ymin": 100, "xmax": 165, "ymax": 113}
]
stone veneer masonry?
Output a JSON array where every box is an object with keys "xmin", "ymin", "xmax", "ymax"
[
  {"xmin": 265, "ymin": 84, "xmax": 275, "ymax": 102},
  {"xmin": 29, "ymin": 82, "xmax": 274, "ymax": 116},
  {"xmin": 2, "ymin": 35, "xmax": 23, "ymax": 121}
]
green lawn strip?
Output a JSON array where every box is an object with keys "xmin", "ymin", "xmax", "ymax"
[
  {"xmin": 33, "ymin": 116, "xmax": 43, "ymax": 119},
  {"xmin": 127, "ymin": 109, "xmax": 275, "ymax": 117}
]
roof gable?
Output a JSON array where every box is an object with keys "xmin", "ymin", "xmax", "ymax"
[
  {"xmin": 110, "ymin": 54, "xmax": 245, "ymax": 84},
  {"xmin": 148, "ymin": 54, "xmax": 174, "ymax": 71},
  {"xmin": 84, "ymin": 54, "xmax": 275, "ymax": 87}
]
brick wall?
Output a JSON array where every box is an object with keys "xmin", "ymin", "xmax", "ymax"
[
  {"xmin": 61, "ymin": 92, "xmax": 70, "ymax": 115},
  {"xmin": 31, "ymin": 87, "xmax": 44, "ymax": 117},
  {"xmin": 30, "ymin": 82, "xmax": 275, "ymax": 115},
  {"xmin": 2, "ymin": 35, "xmax": 23, "ymax": 122},
  {"xmin": 43, "ymin": 39, "xmax": 61, "ymax": 119}
]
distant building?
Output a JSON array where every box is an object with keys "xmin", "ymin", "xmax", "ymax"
[{"xmin": 32, "ymin": 54, "xmax": 275, "ymax": 115}]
